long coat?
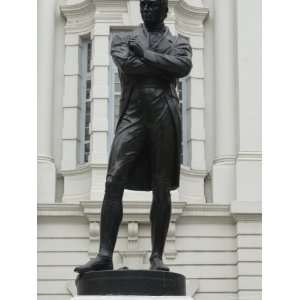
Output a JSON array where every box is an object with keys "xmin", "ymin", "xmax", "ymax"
[{"xmin": 110, "ymin": 24, "xmax": 192, "ymax": 191}]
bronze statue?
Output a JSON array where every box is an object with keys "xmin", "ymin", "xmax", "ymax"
[{"xmin": 75, "ymin": 0, "xmax": 192, "ymax": 273}]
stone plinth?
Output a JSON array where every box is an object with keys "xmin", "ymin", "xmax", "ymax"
[
  {"xmin": 72, "ymin": 297, "xmax": 193, "ymax": 300},
  {"xmin": 75, "ymin": 270, "xmax": 186, "ymax": 296}
]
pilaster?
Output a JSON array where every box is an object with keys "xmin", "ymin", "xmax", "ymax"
[
  {"xmin": 212, "ymin": 0, "xmax": 237, "ymax": 204},
  {"xmin": 37, "ymin": 0, "xmax": 57, "ymax": 203},
  {"xmin": 235, "ymin": 0, "xmax": 262, "ymax": 204}
]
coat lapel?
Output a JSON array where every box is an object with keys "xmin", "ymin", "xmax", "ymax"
[
  {"xmin": 136, "ymin": 24, "xmax": 174, "ymax": 54},
  {"xmin": 131, "ymin": 24, "xmax": 149, "ymax": 49},
  {"xmin": 150, "ymin": 26, "xmax": 170, "ymax": 51}
]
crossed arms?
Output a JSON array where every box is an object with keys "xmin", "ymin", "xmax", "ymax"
[{"xmin": 111, "ymin": 33, "xmax": 192, "ymax": 79}]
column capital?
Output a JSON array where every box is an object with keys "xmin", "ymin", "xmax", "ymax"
[{"xmin": 174, "ymin": 0, "xmax": 209, "ymax": 36}]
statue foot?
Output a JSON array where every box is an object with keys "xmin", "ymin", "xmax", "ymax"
[
  {"xmin": 150, "ymin": 256, "xmax": 170, "ymax": 272},
  {"xmin": 74, "ymin": 254, "xmax": 113, "ymax": 274}
]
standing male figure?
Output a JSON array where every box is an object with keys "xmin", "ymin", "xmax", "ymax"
[{"xmin": 75, "ymin": 0, "xmax": 192, "ymax": 273}]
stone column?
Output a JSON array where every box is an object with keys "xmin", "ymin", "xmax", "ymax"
[
  {"xmin": 212, "ymin": 0, "xmax": 237, "ymax": 204},
  {"xmin": 37, "ymin": 0, "xmax": 57, "ymax": 203},
  {"xmin": 235, "ymin": 0, "xmax": 262, "ymax": 204}
]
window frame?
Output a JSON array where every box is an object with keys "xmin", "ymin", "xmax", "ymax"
[{"xmin": 79, "ymin": 36, "xmax": 92, "ymax": 164}]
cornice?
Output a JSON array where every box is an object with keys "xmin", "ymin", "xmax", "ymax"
[
  {"xmin": 213, "ymin": 156, "xmax": 236, "ymax": 165},
  {"xmin": 183, "ymin": 203, "xmax": 231, "ymax": 217},
  {"xmin": 180, "ymin": 165, "xmax": 208, "ymax": 177},
  {"xmin": 61, "ymin": 163, "xmax": 108, "ymax": 176},
  {"xmin": 61, "ymin": 164, "xmax": 91, "ymax": 176},
  {"xmin": 174, "ymin": 0, "xmax": 209, "ymax": 36},
  {"xmin": 80, "ymin": 200, "xmax": 186, "ymax": 223},
  {"xmin": 177, "ymin": 0, "xmax": 208, "ymax": 17},
  {"xmin": 37, "ymin": 203, "xmax": 83, "ymax": 217},
  {"xmin": 237, "ymin": 151, "xmax": 262, "ymax": 162},
  {"xmin": 231, "ymin": 201, "xmax": 262, "ymax": 222},
  {"xmin": 37, "ymin": 155, "xmax": 55, "ymax": 164},
  {"xmin": 60, "ymin": 0, "xmax": 95, "ymax": 19},
  {"xmin": 37, "ymin": 202, "xmax": 235, "ymax": 219}
]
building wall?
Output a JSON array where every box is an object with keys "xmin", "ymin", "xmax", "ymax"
[{"xmin": 37, "ymin": 0, "xmax": 262, "ymax": 299}]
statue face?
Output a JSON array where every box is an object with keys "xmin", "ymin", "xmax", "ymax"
[{"xmin": 140, "ymin": 0, "xmax": 163, "ymax": 27}]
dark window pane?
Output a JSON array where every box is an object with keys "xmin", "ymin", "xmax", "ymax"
[
  {"xmin": 86, "ymin": 102, "xmax": 91, "ymax": 114},
  {"xmin": 85, "ymin": 127, "xmax": 89, "ymax": 138},
  {"xmin": 85, "ymin": 113, "xmax": 90, "ymax": 125},
  {"xmin": 87, "ymin": 41, "xmax": 92, "ymax": 72},
  {"xmin": 85, "ymin": 143, "xmax": 90, "ymax": 154}
]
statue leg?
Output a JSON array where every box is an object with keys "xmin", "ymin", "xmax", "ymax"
[
  {"xmin": 150, "ymin": 182, "xmax": 171, "ymax": 271},
  {"xmin": 74, "ymin": 180, "xmax": 124, "ymax": 273},
  {"xmin": 149, "ymin": 110, "xmax": 175, "ymax": 271},
  {"xmin": 74, "ymin": 115, "xmax": 145, "ymax": 274}
]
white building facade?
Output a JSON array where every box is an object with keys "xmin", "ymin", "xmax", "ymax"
[{"xmin": 37, "ymin": 0, "xmax": 262, "ymax": 299}]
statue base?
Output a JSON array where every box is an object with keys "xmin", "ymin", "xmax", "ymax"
[
  {"xmin": 75, "ymin": 270, "xmax": 186, "ymax": 296},
  {"xmin": 72, "ymin": 297, "xmax": 193, "ymax": 300}
]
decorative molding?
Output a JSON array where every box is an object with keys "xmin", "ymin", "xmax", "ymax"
[
  {"xmin": 213, "ymin": 156, "xmax": 236, "ymax": 165},
  {"xmin": 183, "ymin": 203, "xmax": 231, "ymax": 217},
  {"xmin": 37, "ymin": 203, "xmax": 84, "ymax": 216},
  {"xmin": 60, "ymin": 0, "xmax": 95, "ymax": 34},
  {"xmin": 80, "ymin": 200, "xmax": 186, "ymax": 223},
  {"xmin": 127, "ymin": 222, "xmax": 139, "ymax": 250},
  {"xmin": 88, "ymin": 221, "xmax": 100, "ymax": 255},
  {"xmin": 89, "ymin": 221, "xmax": 100, "ymax": 238},
  {"xmin": 61, "ymin": 0, "xmax": 94, "ymax": 16},
  {"xmin": 60, "ymin": 163, "xmax": 108, "ymax": 175},
  {"xmin": 231, "ymin": 201, "xmax": 262, "ymax": 222},
  {"xmin": 38, "ymin": 155, "xmax": 55, "ymax": 164},
  {"xmin": 180, "ymin": 165, "xmax": 207, "ymax": 177},
  {"xmin": 174, "ymin": 0, "xmax": 209, "ymax": 36},
  {"xmin": 37, "ymin": 202, "xmax": 235, "ymax": 218},
  {"xmin": 237, "ymin": 151, "xmax": 262, "ymax": 162}
]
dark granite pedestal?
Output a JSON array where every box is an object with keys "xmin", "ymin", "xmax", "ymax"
[{"xmin": 75, "ymin": 270, "xmax": 186, "ymax": 296}]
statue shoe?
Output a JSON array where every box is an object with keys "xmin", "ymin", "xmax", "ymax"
[
  {"xmin": 74, "ymin": 254, "xmax": 113, "ymax": 274},
  {"xmin": 150, "ymin": 256, "xmax": 170, "ymax": 272}
]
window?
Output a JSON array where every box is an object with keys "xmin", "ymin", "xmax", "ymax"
[
  {"xmin": 177, "ymin": 77, "xmax": 189, "ymax": 166},
  {"xmin": 80, "ymin": 37, "xmax": 92, "ymax": 163}
]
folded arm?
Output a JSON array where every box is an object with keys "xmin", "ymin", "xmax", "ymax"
[
  {"xmin": 142, "ymin": 36, "xmax": 192, "ymax": 78},
  {"xmin": 111, "ymin": 34, "xmax": 170, "ymax": 78}
]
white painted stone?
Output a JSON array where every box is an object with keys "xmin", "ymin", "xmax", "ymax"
[
  {"xmin": 37, "ymin": 0, "xmax": 57, "ymax": 203},
  {"xmin": 92, "ymin": 67, "xmax": 109, "ymax": 99}
]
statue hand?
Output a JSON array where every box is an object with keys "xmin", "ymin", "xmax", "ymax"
[{"xmin": 128, "ymin": 37, "xmax": 144, "ymax": 58}]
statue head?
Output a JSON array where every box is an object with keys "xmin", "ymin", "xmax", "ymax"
[{"xmin": 140, "ymin": 0, "xmax": 169, "ymax": 29}]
